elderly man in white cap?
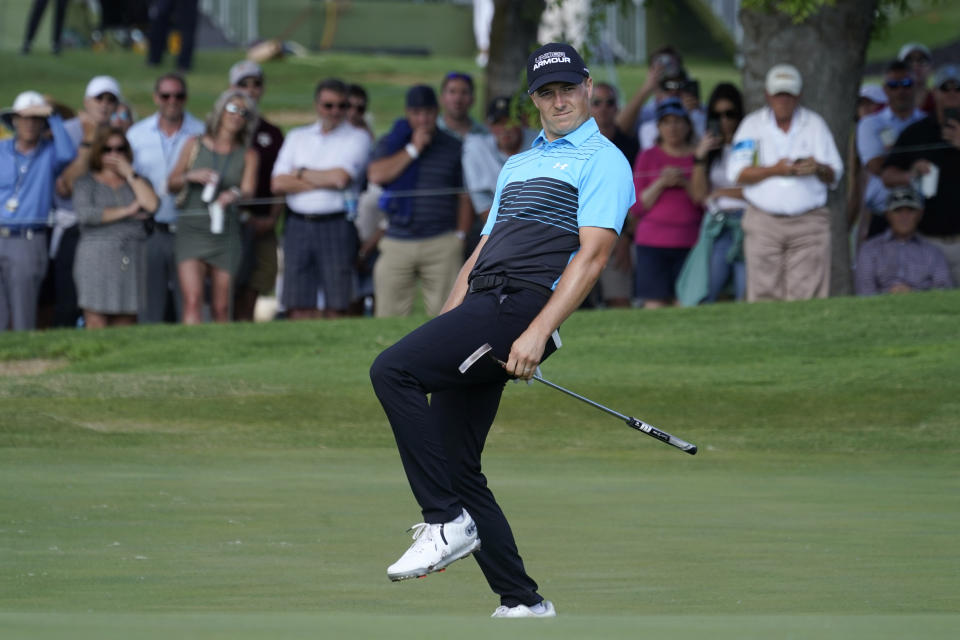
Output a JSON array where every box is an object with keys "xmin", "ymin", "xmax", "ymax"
[
  {"xmin": 36, "ymin": 75, "xmax": 124, "ymax": 328},
  {"xmin": 229, "ymin": 60, "xmax": 285, "ymax": 321},
  {"xmin": 0, "ymin": 91, "xmax": 76, "ymax": 331},
  {"xmin": 727, "ymin": 63, "xmax": 843, "ymax": 301}
]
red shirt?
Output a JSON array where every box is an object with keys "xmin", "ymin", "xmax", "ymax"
[{"xmin": 631, "ymin": 145, "xmax": 703, "ymax": 249}]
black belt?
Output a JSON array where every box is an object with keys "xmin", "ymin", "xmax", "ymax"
[
  {"xmin": 287, "ymin": 210, "xmax": 347, "ymax": 222},
  {"xmin": 469, "ymin": 274, "xmax": 553, "ymax": 298},
  {"xmin": 155, "ymin": 222, "xmax": 176, "ymax": 233},
  {"xmin": 0, "ymin": 225, "xmax": 47, "ymax": 238}
]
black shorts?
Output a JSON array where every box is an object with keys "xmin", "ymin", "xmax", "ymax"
[{"xmin": 633, "ymin": 244, "xmax": 690, "ymax": 300}]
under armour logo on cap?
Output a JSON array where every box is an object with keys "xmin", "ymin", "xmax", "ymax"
[{"xmin": 527, "ymin": 42, "xmax": 589, "ymax": 94}]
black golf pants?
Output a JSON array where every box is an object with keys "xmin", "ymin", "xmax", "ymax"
[{"xmin": 370, "ymin": 285, "xmax": 555, "ymax": 607}]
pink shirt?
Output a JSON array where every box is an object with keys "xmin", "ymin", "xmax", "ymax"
[{"xmin": 631, "ymin": 145, "xmax": 703, "ymax": 248}]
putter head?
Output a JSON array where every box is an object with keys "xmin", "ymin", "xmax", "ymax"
[{"xmin": 458, "ymin": 343, "xmax": 494, "ymax": 374}]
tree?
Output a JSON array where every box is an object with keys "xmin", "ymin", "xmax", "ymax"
[
  {"xmin": 740, "ymin": 0, "xmax": 879, "ymax": 295},
  {"xmin": 486, "ymin": 0, "xmax": 546, "ymax": 103}
]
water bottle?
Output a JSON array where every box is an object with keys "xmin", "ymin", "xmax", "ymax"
[
  {"xmin": 201, "ymin": 172, "xmax": 220, "ymax": 203},
  {"xmin": 343, "ymin": 187, "xmax": 358, "ymax": 222},
  {"xmin": 209, "ymin": 201, "xmax": 224, "ymax": 234}
]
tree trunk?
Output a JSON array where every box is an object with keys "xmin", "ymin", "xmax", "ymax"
[
  {"xmin": 486, "ymin": 0, "xmax": 546, "ymax": 104},
  {"xmin": 739, "ymin": 0, "xmax": 878, "ymax": 296}
]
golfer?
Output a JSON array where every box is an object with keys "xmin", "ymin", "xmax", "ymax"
[{"xmin": 370, "ymin": 42, "xmax": 635, "ymax": 618}]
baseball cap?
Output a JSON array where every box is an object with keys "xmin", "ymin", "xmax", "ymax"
[
  {"xmin": 230, "ymin": 60, "xmax": 263, "ymax": 86},
  {"xmin": 765, "ymin": 64, "xmax": 802, "ymax": 96},
  {"xmin": 859, "ymin": 84, "xmax": 887, "ymax": 105},
  {"xmin": 897, "ymin": 42, "xmax": 932, "ymax": 63},
  {"xmin": 1, "ymin": 90, "xmax": 50, "ymax": 129},
  {"xmin": 526, "ymin": 43, "xmax": 589, "ymax": 94},
  {"xmin": 486, "ymin": 96, "xmax": 512, "ymax": 123},
  {"xmin": 406, "ymin": 85, "xmax": 438, "ymax": 109},
  {"xmin": 886, "ymin": 186, "xmax": 924, "ymax": 212},
  {"xmin": 655, "ymin": 97, "xmax": 688, "ymax": 122},
  {"xmin": 933, "ymin": 64, "xmax": 960, "ymax": 88},
  {"xmin": 85, "ymin": 76, "xmax": 122, "ymax": 100}
]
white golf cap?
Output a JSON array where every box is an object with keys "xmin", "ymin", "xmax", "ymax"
[
  {"xmin": 1, "ymin": 91, "xmax": 48, "ymax": 128},
  {"xmin": 85, "ymin": 75, "xmax": 122, "ymax": 99},
  {"xmin": 766, "ymin": 64, "xmax": 802, "ymax": 96},
  {"xmin": 229, "ymin": 60, "xmax": 263, "ymax": 85},
  {"xmin": 859, "ymin": 83, "xmax": 887, "ymax": 105},
  {"xmin": 897, "ymin": 42, "xmax": 932, "ymax": 62}
]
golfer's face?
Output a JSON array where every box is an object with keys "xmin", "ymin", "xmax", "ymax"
[{"xmin": 531, "ymin": 78, "xmax": 592, "ymax": 141}]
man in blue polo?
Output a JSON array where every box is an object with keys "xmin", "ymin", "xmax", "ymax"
[{"xmin": 370, "ymin": 43, "xmax": 634, "ymax": 618}]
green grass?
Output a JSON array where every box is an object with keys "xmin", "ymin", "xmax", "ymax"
[
  {"xmin": 1, "ymin": 293, "xmax": 959, "ymax": 638},
  {"xmin": 867, "ymin": 0, "xmax": 960, "ymax": 63}
]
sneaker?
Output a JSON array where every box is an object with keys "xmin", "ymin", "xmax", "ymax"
[
  {"xmin": 387, "ymin": 509, "xmax": 481, "ymax": 582},
  {"xmin": 491, "ymin": 600, "xmax": 557, "ymax": 618}
]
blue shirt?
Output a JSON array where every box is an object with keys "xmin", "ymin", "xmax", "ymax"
[
  {"xmin": 0, "ymin": 114, "xmax": 76, "ymax": 227},
  {"xmin": 127, "ymin": 111, "xmax": 205, "ymax": 224},
  {"xmin": 474, "ymin": 117, "xmax": 635, "ymax": 291}
]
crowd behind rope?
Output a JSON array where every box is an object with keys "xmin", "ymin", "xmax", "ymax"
[{"xmin": 1, "ymin": 41, "xmax": 958, "ymax": 332}]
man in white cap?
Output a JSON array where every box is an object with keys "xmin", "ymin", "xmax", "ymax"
[
  {"xmin": 41, "ymin": 75, "xmax": 123, "ymax": 328},
  {"xmin": 882, "ymin": 63, "xmax": 960, "ymax": 285},
  {"xmin": 727, "ymin": 63, "xmax": 843, "ymax": 301},
  {"xmin": 898, "ymin": 42, "xmax": 935, "ymax": 113},
  {"xmin": 228, "ymin": 60, "xmax": 285, "ymax": 321},
  {"xmin": 0, "ymin": 91, "xmax": 76, "ymax": 331},
  {"xmin": 127, "ymin": 73, "xmax": 205, "ymax": 323}
]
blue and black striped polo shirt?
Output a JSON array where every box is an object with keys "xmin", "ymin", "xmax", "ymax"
[{"xmin": 472, "ymin": 117, "xmax": 635, "ymax": 291}]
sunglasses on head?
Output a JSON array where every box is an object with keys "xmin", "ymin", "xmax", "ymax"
[
  {"xmin": 591, "ymin": 98, "xmax": 616, "ymax": 107},
  {"xmin": 224, "ymin": 102, "xmax": 248, "ymax": 117},
  {"xmin": 103, "ymin": 144, "xmax": 128, "ymax": 153},
  {"xmin": 95, "ymin": 93, "xmax": 118, "ymax": 104},
  {"xmin": 238, "ymin": 78, "xmax": 262, "ymax": 88},
  {"xmin": 885, "ymin": 78, "xmax": 914, "ymax": 89},
  {"xmin": 321, "ymin": 101, "xmax": 349, "ymax": 110},
  {"xmin": 158, "ymin": 92, "xmax": 187, "ymax": 101},
  {"xmin": 711, "ymin": 109, "xmax": 740, "ymax": 120}
]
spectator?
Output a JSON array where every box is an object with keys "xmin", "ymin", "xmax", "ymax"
[
  {"xmin": 461, "ymin": 96, "xmax": 536, "ymax": 256},
  {"xmin": 346, "ymin": 84, "xmax": 373, "ymax": 139},
  {"xmin": 857, "ymin": 84, "xmax": 887, "ymax": 119},
  {"xmin": 271, "ymin": 78, "xmax": 371, "ymax": 320},
  {"xmin": 147, "ymin": 0, "xmax": 198, "ymax": 72},
  {"xmin": 368, "ymin": 85, "xmax": 472, "ymax": 317},
  {"xmin": 882, "ymin": 64, "xmax": 960, "ymax": 286},
  {"xmin": 73, "ymin": 127, "xmax": 159, "ymax": 328},
  {"xmin": 128, "ymin": 73, "xmax": 205, "ymax": 323},
  {"xmin": 0, "ymin": 91, "xmax": 76, "ymax": 331},
  {"xmin": 846, "ymin": 84, "xmax": 887, "ymax": 234},
  {"xmin": 46, "ymin": 75, "xmax": 123, "ymax": 329},
  {"xmin": 898, "ymin": 43, "xmax": 935, "ymax": 113},
  {"xmin": 591, "ymin": 82, "xmax": 638, "ymax": 307},
  {"xmin": 437, "ymin": 72, "xmax": 487, "ymax": 140},
  {"xmin": 229, "ymin": 61, "xmax": 285, "ymax": 322},
  {"xmin": 855, "ymin": 186, "xmax": 952, "ymax": 295},
  {"xmin": 110, "ymin": 100, "xmax": 137, "ymax": 134},
  {"xmin": 168, "ymin": 90, "xmax": 259, "ymax": 324},
  {"xmin": 637, "ymin": 68, "xmax": 706, "ymax": 151},
  {"xmin": 856, "ymin": 61, "xmax": 926, "ymax": 240},
  {"xmin": 630, "ymin": 98, "xmax": 702, "ymax": 309},
  {"xmin": 728, "ymin": 64, "xmax": 843, "ymax": 302},
  {"xmin": 686, "ymin": 83, "xmax": 749, "ymax": 303},
  {"xmin": 21, "ymin": 0, "xmax": 68, "ymax": 55}
]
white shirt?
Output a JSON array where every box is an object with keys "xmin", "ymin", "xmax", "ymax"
[
  {"xmin": 856, "ymin": 106, "xmax": 926, "ymax": 214},
  {"xmin": 272, "ymin": 120, "xmax": 371, "ymax": 215},
  {"xmin": 127, "ymin": 111, "xmax": 205, "ymax": 224},
  {"xmin": 708, "ymin": 145, "xmax": 749, "ymax": 212},
  {"xmin": 728, "ymin": 106, "xmax": 844, "ymax": 215}
]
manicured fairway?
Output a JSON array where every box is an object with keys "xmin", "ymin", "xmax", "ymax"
[{"xmin": 2, "ymin": 292, "xmax": 959, "ymax": 638}]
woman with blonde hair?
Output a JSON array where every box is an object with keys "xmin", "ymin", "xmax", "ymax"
[{"xmin": 168, "ymin": 89, "xmax": 258, "ymax": 324}]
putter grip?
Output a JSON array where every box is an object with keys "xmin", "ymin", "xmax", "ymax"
[{"xmin": 626, "ymin": 417, "xmax": 698, "ymax": 455}]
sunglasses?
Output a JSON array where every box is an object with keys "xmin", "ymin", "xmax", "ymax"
[
  {"xmin": 103, "ymin": 145, "xmax": 128, "ymax": 153},
  {"xmin": 224, "ymin": 102, "xmax": 249, "ymax": 117},
  {"xmin": 348, "ymin": 102, "xmax": 366, "ymax": 114},
  {"xmin": 885, "ymin": 78, "xmax": 914, "ymax": 89},
  {"xmin": 939, "ymin": 82, "xmax": 960, "ymax": 93},
  {"xmin": 320, "ymin": 101, "xmax": 349, "ymax": 110},
  {"xmin": 95, "ymin": 93, "xmax": 118, "ymax": 104},
  {"xmin": 591, "ymin": 98, "xmax": 616, "ymax": 107},
  {"xmin": 158, "ymin": 92, "xmax": 187, "ymax": 101},
  {"xmin": 711, "ymin": 109, "xmax": 740, "ymax": 120},
  {"xmin": 238, "ymin": 78, "xmax": 262, "ymax": 88}
]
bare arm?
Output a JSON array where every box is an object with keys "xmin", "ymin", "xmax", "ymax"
[
  {"xmin": 456, "ymin": 192, "xmax": 473, "ymax": 235},
  {"xmin": 881, "ymin": 158, "xmax": 929, "ymax": 188},
  {"xmin": 167, "ymin": 137, "xmax": 209, "ymax": 195},
  {"xmin": 272, "ymin": 167, "xmax": 350, "ymax": 195},
  {"xmin": 735, "ymin": 158, "xmax": 792, "ymax": 185},
  {"xmin": 439, "ymin": 234, "xmax": 488, "ymax": 314},
  {"xmin": 367, "ymin": 147, "xmax": 417, "ymax": 186},
  {"xmin": 55, "ymin": 115, "xmax": 96, "ymax": 197},
  {"xmin": 505, "ymin": 226, "xmax": 619, "ymax": 379},
  {"xmin": 615, "ymin": 62, "xmax": 663, "ymax": 135}
]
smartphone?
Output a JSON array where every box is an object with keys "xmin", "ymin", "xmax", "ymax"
[
  {"xmin": 684, "ymin": 79, "xmax": 700, "ymax": 102},
  {"xmin": 945, "ymin": 107, "xmax": 960, "ymax": 125},
  {"xmin": 707, "ymin": 118, "xmax": 722, "ymax": 138}
]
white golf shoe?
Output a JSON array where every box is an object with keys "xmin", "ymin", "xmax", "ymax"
[
  {"xmin": 491, "ymin": 600, "xmax": 557, "ymax": 618},
  {"xmin": 387, "ymin": 509, "xmax": 481, "ymax": 582}
]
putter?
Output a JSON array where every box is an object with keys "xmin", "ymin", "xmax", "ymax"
[{"xmin": 459, "ymin": 343, "xmax": 697, "ymax": 455}]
